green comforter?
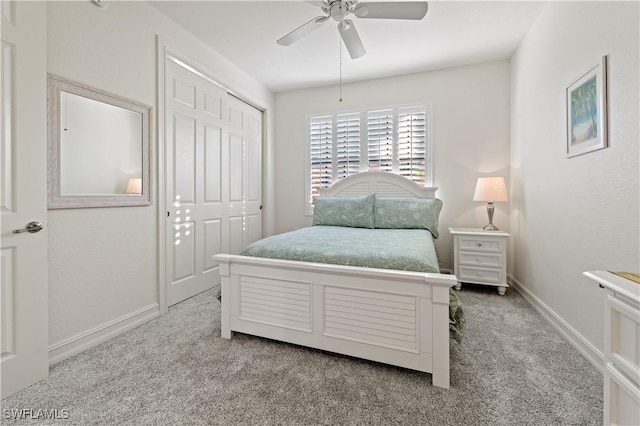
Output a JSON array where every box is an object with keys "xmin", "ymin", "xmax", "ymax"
[
  {"xmin": 241, "ymin": 226, "xmax": 465, "ymax": 342},
  {"xmin": 242, "ymin": 226, "xmax": 440, "ymax": 272}
]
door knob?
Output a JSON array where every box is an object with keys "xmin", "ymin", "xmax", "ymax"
[{"xmin": 13, "ymin": 221, "xmax": 44, "ymax": 234}]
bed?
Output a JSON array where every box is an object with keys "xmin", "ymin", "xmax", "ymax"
[{"xmin": 214, "ymin": 172, "xmax": 460, "ymax": 388}]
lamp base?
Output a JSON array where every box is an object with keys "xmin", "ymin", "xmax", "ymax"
[
  {"xmin": 483, "ymin": 202, "xmax": 499, "ymax": 231},
  {"xmin": 482, "ymin": 223, "xmax": 499, "ymax": 231}
]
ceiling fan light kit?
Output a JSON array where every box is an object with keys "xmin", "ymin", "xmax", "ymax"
[{"xmin": 277, "ymin": 1, "xmax": 429, "ymax": 59}]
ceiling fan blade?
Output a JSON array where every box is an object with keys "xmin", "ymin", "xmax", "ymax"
[
  {"xmin": 277, "ymin": 15, "xmax": 329, "ymax": 46},
  {"xmin": 307, "ymin": 1, "xmax": 328, "ymax": 8},
  {"xmin": 353, "ymin": 2, "xmax": 428, "ymax": 20},
  {"xmin": 338, "ymin": 19, "xmax": 366, "ymax": 59}
]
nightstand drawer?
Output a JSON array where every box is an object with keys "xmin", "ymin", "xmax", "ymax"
[
  {"xmin": 459, "ymin": 252, "xmax": 501, "ymax": 268},
  {"xmin": 458, "ymin": 265, "xmax": 502, "ymax": 284},
  {"xmin": 458, "ymin": 237, "xmax": 502, "ymax": 253}
]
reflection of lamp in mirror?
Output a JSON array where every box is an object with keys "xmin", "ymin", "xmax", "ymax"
[
  {"xmin": 126, "ymin": 178, "xmax": 142, "ymax": 195},
  {"xmin": 473, "ymin": 177, "xmax": 508, "ymax": 231}
]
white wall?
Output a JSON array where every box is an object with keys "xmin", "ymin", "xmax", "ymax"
[
  {"xmin": 274, "ymin": 61, "xmax": 511, "ymax": 270},
  {"xmin": 46, "ymin": 1, "xmax": 274, "ymax": 360},
  {"xmin": 510, "ymin": 1, "xmax": 639, "ymax": 354}
]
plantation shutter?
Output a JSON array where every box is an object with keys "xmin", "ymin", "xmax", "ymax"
[
  {"xmin": 367, "ymin": 110, "xmax": 394, "ymax": 172},
  {"xmin": 309, "ymin": 117, "xmax": 333, "ymax": 203},
  {"xmin": 307, "ymin": 104, "xmax": 431, "ymax": 213},
  {"xmin": 335, "ymin": 114, "xmax": 361, "ymax": 180},
  {"xmin": 397, "ymin": 107, "xmax": 427, "ymax": 185}
]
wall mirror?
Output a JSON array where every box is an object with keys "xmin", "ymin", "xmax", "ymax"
[{"xmin": 47, "ymin": 75, "xmax": 151, "ymax": 208}]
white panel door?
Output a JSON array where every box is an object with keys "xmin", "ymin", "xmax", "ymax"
[
  {"xmin": 165, "ymin": 60, "xmax": 228, "ymax": 306},
  {"xmin": 227, "ymin": 96, "xmax": 262, "ymax": 249},
  {"xmin": 164, "ymin": 58, "xmax": 262, "ymax": 307},
  {"xmin": 1, "ymin": 1, "xmax": 49, "ymax": 397}
]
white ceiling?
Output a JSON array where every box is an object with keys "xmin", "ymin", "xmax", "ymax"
[{"xmin": 149, "ymin": 0, "xmax": 547, "ymax": 93}]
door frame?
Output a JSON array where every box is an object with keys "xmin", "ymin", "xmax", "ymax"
[{"xmin": 156, "ymin": 39, "xmax": 266, "ymax": 313}]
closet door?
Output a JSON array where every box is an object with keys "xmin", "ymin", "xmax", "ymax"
[
  {"xmin": 164, "ymin": 58, "xmax": 262, "ymax": 307},
  {"xmin": 165, "ymin": 60, "xmax": 227, "ymax": 306},
  {"xmin": 227, "ymin": 96, "xmax": 262, "ymax": 253}
]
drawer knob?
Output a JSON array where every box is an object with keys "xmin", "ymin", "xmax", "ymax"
[{"xmin": 477, "ymin": 243, "xmax": 483, "ymax": 247}]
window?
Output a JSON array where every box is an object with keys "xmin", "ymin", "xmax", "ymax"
[
  {"xmin": 336, "ymin": 114, "xmax": 361, "ymax": 181},
  {"xmin": 306, "ymin": 105, "xmax": 431, "ymax": 212},
  {"xmin": 367, "ymin": 110, "xmax": 394, "ymax": 173},
  {"xmin": 397, "ymin": 107, "xmax": 427, "ymax": 186},
  {"xmin": 309, "ymin": 117, "xmax": 333, "ymax": 202}
]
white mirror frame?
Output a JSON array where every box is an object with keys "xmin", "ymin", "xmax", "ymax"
[{"xmin": 47, "ymin": 75, "xmax": 151, "ymax": 208}]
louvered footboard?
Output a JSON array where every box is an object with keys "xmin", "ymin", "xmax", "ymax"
[{"xmin": 215, "ymin": 254, "xmax": 456, "ymax": 389}]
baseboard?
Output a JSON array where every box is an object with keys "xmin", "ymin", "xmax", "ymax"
[
  {"xmin": 48, "ymin": 303, "xmax": 161, "ymax": 365},
  {"xmin": 508, "ymin": 275, "xmax": 604, "ymax": 373}
]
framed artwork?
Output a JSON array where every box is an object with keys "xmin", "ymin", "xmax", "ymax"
[{"xmin": 566, "ymin": 55, "xmax": 608, "ymax": 158}]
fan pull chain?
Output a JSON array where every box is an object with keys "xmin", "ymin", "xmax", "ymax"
[
  {"xmin": 339, "ymin": 36, "xmax": 343, "ymax": 102},
  {"xmin": 339, "ymin": 3, "xmax": 343, "ymax": 102}
]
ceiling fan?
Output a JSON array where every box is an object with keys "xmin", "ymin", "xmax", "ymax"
[{"xmin": 276, "ymin": 1, "xmax": 429, "ymax": 59}]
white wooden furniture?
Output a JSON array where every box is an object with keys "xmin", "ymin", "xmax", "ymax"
[
  {"xmin": 215, "ymin": 172, "xmax": 458, "ymax": 389},
  {"xmin": 584, "ymin": 271, "xmax": 640, "ymax": 426},
  {"xmin": 448, "ymin": 228, "xmax": 510, "ymax": 295}
]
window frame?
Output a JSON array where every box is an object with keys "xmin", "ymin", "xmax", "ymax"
[{"xmin": 305, "ymin": 103, "xmax": 433, "ymax": 215}]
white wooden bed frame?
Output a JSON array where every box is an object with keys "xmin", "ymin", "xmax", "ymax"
[{"xmin": 214, "ymin": 172, "xmax": 457, "ymax": 388}]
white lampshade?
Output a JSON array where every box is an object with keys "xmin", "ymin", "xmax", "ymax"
[
  {"xmin": 473, "ymin": 177, "xmax": 508, "ymax": 202},
  {"xmin": 126, "ymin": 178, "xmax": 142, "ymax": 195}
]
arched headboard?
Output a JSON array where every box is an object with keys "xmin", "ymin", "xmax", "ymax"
[{"xmin": 321, "ymin": 172, "xmax": 437, "ymax": 199}]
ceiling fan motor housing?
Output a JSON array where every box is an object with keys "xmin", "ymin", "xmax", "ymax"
[{"xmin": 327, "ymin": 1, "xmax": 357, "ymax": 21}]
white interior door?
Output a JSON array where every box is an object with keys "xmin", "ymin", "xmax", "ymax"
[
  {"xmin": 165, "ymin": 59, "xmax": 226, "ymax": 306},
  {"xmin": 1, "ymin": 1, "xmax": 49, "ymax": 397},
  {"xmin": 227, "ymin": 95, "xmax": 263, "ymax": 251},
  {"xmin": 164, "ymin": 58, "xmax": 262, "ymax": 306}
]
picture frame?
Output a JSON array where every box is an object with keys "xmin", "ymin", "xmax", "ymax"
[{"xmin": 566, "ymin": 56, "xmax": 608, "ymax": 158}]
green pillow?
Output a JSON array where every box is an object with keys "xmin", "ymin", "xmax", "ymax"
[
  {"xmin": 312, "ymin": 194, "xmax": 375, "ymax": 229},
  {"xmin": 374, "ymin": 197, "xmax": 443, "ymax": 238}
]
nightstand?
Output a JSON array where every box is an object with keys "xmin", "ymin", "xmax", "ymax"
[{"xmin": 448, "ymin": 227, "xmax": 510, "ymax": 295}]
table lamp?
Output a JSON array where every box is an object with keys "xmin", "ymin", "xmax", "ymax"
[
  {"xmin": 126, "ymin": 178, "xmax": 142, "ymax": 195},
  {"xmin": 473, "ymin": 177, "xmax": 508, "ymax": 231}
]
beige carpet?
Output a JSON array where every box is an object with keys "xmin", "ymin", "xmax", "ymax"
[{"xmin": 1, "ymin": 285, "xmax": 602, "ymax": 425}]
